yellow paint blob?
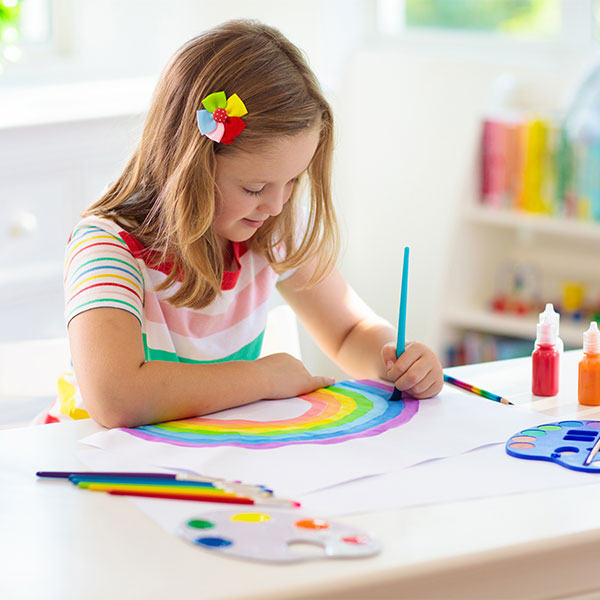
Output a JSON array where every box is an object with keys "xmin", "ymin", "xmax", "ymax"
[{"xmin": 230, "ymin": 513, "xmax": 271, "ymax": 523}]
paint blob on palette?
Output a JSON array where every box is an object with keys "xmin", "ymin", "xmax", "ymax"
[
  {"xmin": 506, "ymin": 420, "xmax": 600, "ymax": 473},
  {"xmin": 122, "ymin": 379, "xmax": 418, "ymax": 449},
  {"xmin": 179, "ymin": 509, "xmax": 381, "ymax": 563}
]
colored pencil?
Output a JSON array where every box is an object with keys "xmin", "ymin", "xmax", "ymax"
[
  {"xmin": 35, "ymin": 470, "xmax": 295, "ymax": 505},
  {"xmin": 443, "ymin": 373, "xmax": 514, "ymax": 405},
  {"xmin": 106, "ymin": 489, "xmax": 301, "ymax": 507},
  {"xmin": 390, "ymin": 246, "xmax": 410, "ymax": 402},
  {"xmin": 36, "ymin": 471, "xmax": 272, "ymax": 493},
  {"xmin": 36, "ymin": 471, "xmax": 175, "ymax": 479},
  {"xmin": 81, "ymin": 482, "xmax": 241, "ymax": 495},
  {"xmin": 67, "ymin": 475, "xmax": 271, "ymax": 496}
]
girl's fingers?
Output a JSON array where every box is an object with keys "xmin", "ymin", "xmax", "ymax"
[
  {"xmin": 393, "ymin": 355, "xmax": 430, "ymax": 391},
  {"xmin": 315, "ymin": 376, "xmax": 336, "ymax": 390},
  {"xmin": 381, "ymin": 343, "xmax": 397, "ymax": 370},
  {"xmin": 386, "ymin": 342, "xmax": 423, "ymax": 380},
  {"xmin": 406, "ymin": 378, "xmax": 442, "ymax": 399}
]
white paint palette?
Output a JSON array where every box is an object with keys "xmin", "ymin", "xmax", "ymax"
[{"xmin": 179, "ymin": 509, "xmax": 381, "ymax": 563}]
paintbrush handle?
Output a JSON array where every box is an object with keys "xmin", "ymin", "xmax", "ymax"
[{"xmin": 584, "ymin": 436, "xmax": 600, "ymax": 466}]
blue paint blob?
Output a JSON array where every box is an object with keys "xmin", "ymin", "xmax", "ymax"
[{"xmin": 194, "ymin": 536, "xmax": 233, "ymax": 548}]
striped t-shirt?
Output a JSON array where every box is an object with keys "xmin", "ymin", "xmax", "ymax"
[{"xmin": 45, "ymin": 215, "xmax": 283, "ymax": 422}]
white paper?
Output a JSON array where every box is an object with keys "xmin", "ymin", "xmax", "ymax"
[
  {"xmin": 298, "ymin": 443, "xmax": 600, "ymax": 516},
  {"xmin": 82, "ymin": 382, "xmax": 541, "ymax": 496}
]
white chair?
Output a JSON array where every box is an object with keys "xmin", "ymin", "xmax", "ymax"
[{"xmin": 0, "ymin": 337, "xmax": 69, "ymax": 428}]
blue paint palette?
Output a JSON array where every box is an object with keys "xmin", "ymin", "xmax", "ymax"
[
  {"xmin": 506, "ymin": 420, "xmax": 600, "ymax": 473},
  {"xmin": 179, "ymin": 509, "xmax": 381, "ymax": 563}
]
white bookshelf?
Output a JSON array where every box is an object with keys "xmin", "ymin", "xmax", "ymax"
[
  {"xmin": 443, "ymin": 202, "xmax": 600, "ymax": 361},
  {"xmin": 466, "ymin": 205, "xmax": 600, "ymax": 243},
  {"xmin": 445, "ymin": 305, "xmax": 585, "ymax": 348}
]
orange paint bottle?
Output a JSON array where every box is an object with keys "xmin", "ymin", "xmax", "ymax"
[{"xmin": 578, "ymin": 322, "xmax": 600, "ymax": 406}]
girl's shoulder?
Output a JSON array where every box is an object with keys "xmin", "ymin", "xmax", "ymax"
[
  {"xmin": 69, "ymin": 214, "xmax": 130, "ymax": 240},
  {"xmin": 67, "ymin": 214, "xmax": 145, "ymax": 258}
]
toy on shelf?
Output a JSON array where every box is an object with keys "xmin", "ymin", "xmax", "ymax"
[
  {"xmin": 560, "ymin": 281, "xmax": 586, "ymax": 321},
  {"xmin": 491, "ymin": 261, "xmax": 540, "ymax": 316}
]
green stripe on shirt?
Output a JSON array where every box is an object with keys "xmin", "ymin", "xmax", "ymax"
[
  {"xmin": 66, "ymin": 298, "xmax": 143, "ymax": 323},
  {"xmin": 142, "ymin": 330, "xmax": 265, "ymax": 364}
]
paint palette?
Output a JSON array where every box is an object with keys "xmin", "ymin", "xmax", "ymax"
[
  {"xmin": 506, "ymin": 420, "xmax": 600, "ymax": 473},
  {"xmin": 179, "ymin": 509, "xmax": 381, "ymax": 563}
]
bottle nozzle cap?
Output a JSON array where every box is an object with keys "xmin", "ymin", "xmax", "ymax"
[
  {"xmin": 536, "ymin": 318, "xmax": 557, "ymax": 346},
  {"xmin": 584, "ymin": 321, "xmax": 600, "ymax": 354},
  {"xmin": 539, "ymin": 303, "xmax": 560, "ymax": 334}
]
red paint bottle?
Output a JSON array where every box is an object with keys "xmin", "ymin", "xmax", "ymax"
[{"xmin": 532, "ymin": 317, "xmax": 559, "ymax": 396}]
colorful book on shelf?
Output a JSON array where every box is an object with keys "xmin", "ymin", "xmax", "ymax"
[
  {"xmin": 519, "ymin": 118, "xmax": 547, "ymax": 214},
  {"xmin": 479, "ymin": 109, "xmax": 600, "ymax": 224}
]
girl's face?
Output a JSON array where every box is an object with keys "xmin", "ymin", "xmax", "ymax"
[{"xmin": 213, "ymin": 127, "xmax": 320, "ymax": 252}]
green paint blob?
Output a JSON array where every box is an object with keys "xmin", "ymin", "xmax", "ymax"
[
  {"xmin": 538, "ymin": 425, "xmax": 562, "ymax": 431},
  {"xmin": 187, "ymin": 519, "xmax": 214, "ymax": 529},
  {"xmin": 520, "ymin": 429, "xmax": 546, "ymax": 437}
]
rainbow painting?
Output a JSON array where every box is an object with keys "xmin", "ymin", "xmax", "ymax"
[{"xmin": 121, "ymin": 379, "xmax": 418, "ymax": 449}]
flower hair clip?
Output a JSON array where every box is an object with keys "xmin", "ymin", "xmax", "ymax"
[{"xmin": 196, "ymin": 91, "xmax": 248, "ymax": 144}]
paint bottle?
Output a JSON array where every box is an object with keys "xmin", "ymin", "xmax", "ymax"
[
  {"xmin": 532, "ymin": 315, "xmax": 559, "ymax": 396},
  {"xmin": 535, "ymin": 303, "xmax": 564, "ymax": 353},
  {"xmin": 578, "ymin": 321, "xmax": 600, "ymax": 406}
]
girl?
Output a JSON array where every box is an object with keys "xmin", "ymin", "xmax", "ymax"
[{"xmin": 45, "ymin": 20, "xmax": 443, "ymax": 428}]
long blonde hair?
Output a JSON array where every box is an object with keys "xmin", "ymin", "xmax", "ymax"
[{"xmin": 86, "ymin": 20, "xmax": 338, "ymax": 309}]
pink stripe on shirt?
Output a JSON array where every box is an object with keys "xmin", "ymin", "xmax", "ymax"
[{"xmin": 144, "ymin": 261, "xmax": 278, "ymax": 338}]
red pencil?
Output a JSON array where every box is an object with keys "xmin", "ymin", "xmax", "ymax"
[
  {"xmin": 108, "ymin": 489, "xmax": 254, "ymax": 504},
  {"xmin": 107, "ymin": 489, "xmax": 300, "ymax": 507}
]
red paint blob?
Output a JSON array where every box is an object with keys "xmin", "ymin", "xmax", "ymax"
[{"xmin": 342, "ymin": 535, "xmax": 371, "ymax": 545}]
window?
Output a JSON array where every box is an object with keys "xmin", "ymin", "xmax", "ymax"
[
  {"xmin": 375, "ymin": 0, "xmax": 598, "ymax": 45},
  {"xmin": 0, "ymin": 0, "xmax": 52, "ymax": 72},
  {"xmin": 404, "ymin": 0, "xmax": 560, "ymax": 37}
]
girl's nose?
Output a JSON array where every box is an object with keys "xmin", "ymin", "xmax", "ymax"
[{"xmin": 259, "ymin": 188, "xmax": 288, "ymax": 216}]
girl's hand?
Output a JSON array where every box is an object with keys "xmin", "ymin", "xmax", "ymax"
[
  {"xmin": 381, "ymin": 342, "xmax": 443, "ymax": 399},
  {"xmin": 256, "ymin": 353, "xmax": 335, "ymax": 399}
]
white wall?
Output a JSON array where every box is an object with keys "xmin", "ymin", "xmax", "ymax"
[
  {"xmin": 1, "ymin": 1, "xmax": 598, "ymax": 380},
  {"xmin": 2, "ymin": 0, "xmax": 361, "ymax": 90},
  {"xmin": 301, "ymin": 39, "xmax": 597, "ymax": 378}
]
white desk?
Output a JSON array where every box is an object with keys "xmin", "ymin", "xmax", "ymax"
[{"xmin": 3, "ymin": 351, "xmax": 600, "ymax": 600}]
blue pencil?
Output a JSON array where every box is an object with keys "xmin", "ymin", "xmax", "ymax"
[{"xmin": 390, "ymin": 246, "xmax": 409, "ymax": 401}]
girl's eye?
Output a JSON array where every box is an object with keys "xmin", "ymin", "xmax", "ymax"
[{"xmin": 243, "ymin": 188, "xmax": 263, "ymax": 196}]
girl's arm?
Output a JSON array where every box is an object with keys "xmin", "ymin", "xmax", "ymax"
[
  {"xmin": 277, "ymin": 261, "xmax": 443, "ymax": 398},
  {"xmin": 68, "ymin": 308, "xmax": 333, "ymax": 428}
]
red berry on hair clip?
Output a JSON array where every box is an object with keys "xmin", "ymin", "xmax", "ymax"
[{"xmin": 196, "ymin": 92, "xmax": 248, "ymax": 144}]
